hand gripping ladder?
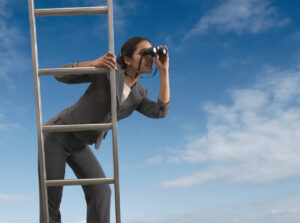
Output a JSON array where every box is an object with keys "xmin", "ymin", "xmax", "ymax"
[{"xmin": 27, "ymin": 0, "xmax": 121, "ymax": 222}]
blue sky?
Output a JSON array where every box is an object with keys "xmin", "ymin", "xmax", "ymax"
[{"xmin": 1, "ymin": 0, "xmax": 300, "ymax": 222}]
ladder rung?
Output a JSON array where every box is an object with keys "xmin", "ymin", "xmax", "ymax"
[
  {"xmin": 39, "ymin": 67, "xmax": 109, "ymax": 76},
  {"xmin": 46, "ymin": 178, "xmax": 115, "ymax": 187},
  {"xmin": 34, "ymin": 6, "xmax": 108, "ymax": 17},
  {"xmin": 43, "ymin": 123, "xmax": 113, "ymax": 132}
]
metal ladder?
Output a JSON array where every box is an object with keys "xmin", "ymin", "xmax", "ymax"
[{"xmin": 27, "ymin": 0, "xmax": 121, "ymax": 222}]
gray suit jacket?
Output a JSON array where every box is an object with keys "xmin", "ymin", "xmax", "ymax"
[{"xmin": 52, "ymin": 64, "xmax": 169, "ymax": 148}]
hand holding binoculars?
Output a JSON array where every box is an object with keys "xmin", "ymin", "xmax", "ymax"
[{"xmin": 141, "ymin": 46, "xmax": 168, "ymax": 57}]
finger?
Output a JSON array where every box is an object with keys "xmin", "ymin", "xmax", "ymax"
[
  {"xmin": 102, "ymin": 58, "xmax": 117, "ymax": 69},
  {"xmin": 108, "ymin": 57, "xmax": 117, "ymax": 68},
  {"xmin": 101, "ymin": 60, "xmax": 115, "ymax": 70},
  {"xmin": 102, "ymin": 55, "xmax": 117, "ymax": 66},
  {"xmin": 104, "ymin": 56, "xmax": 118, "ymax": 68},
  {"xmin": 155, "ymin": 54, "xmax": 160, "ymax": 64},
  {"xmin": 106, "ymin": 51, "xmax": 116, "ymax": 58},
  {"xmin": 94, "ymin": 58, "xmax": 114, "ymax": 70},
  {"xmin": 104, "ymin": 55, "xmax": 117, "ymax": 64}
]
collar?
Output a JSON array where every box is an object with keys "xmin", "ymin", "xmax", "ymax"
[
  {"xmin": 115, "ymin": 68, "xmax": 124, "ymax": 108},
  {"xmin": 115, "ymin": 68, "xmax": 145, "ymax": 108}
]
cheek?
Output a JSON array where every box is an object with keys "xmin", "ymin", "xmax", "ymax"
[{"xmin": 133, "ymin": 55, "xmax": 142, "ymax": 66}]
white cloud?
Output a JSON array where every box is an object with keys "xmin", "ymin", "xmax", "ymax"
[
  {"xmin": 178, "ymin": 195, "xmax": 300, "ymax": 223},
  {"xmin": 185, "ymin": 0, "xmax": 289, "ymax": 39},
  {"xmin": 0, "ymin": 0, "xmax": 29, "ymax": 90},
  {"xmin": 219, "ymin": 57, "xmax": 252, "ymax": 69},
  {"xmin": 0, "ymin": 0, "xmax": 9, "ymax": 17},
  {"xmin": 0, "ymin": 194, "xmax": 30, "ymax": 201},
  {"xmin": 0, "ymin": 122, "xmax": 23, "ymax": 130},
  {"xmin": 128, "ymin": 194, "xmax": 300, "ymax": 223},
  {"xmin": 161, "ymin": 66, "xmax": 300, "ymax": 188},
  {"xmin": 81, "ymin": 0, "xmax": 137, "ymax": 35},
  {"xmin": 146, "ymin": 155, "xmax": 163, "ymax": 164},
  {"xmin": 0, "ymin": 112, "xmax": 23, "ymax": 131}
]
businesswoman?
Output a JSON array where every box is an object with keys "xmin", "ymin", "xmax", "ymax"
[{"xmin": 41, "ymin": 36, "xmax": 170, "ymax": 223}]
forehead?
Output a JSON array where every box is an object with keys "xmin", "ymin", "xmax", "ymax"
[{"xmin": 135, "ymin": 40, "xmax": 152, "ymax": 51}]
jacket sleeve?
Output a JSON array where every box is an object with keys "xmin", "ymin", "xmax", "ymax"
[
  {"xmin": 54, "ymin": 63, "xmax": 97, "ymax": 84},
  {"xmin": 136, "ymin": 89, "xmax": 170, "ymax": 118}
]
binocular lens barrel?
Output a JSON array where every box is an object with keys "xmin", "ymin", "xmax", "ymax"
[
  {"xmin": 141, "ymin": 46, "xmax": 168, "ymax": 56},
  {"xmin": 156, "ymin": 46, "xmax": 168, "ymax": 55}
]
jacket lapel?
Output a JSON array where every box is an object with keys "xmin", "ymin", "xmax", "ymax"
[
  {"xmin": 115, "ymin": 69, "xmax": 125, "ymax": 109},
  {"xmin": 115, "ymin": 68, "xmax": 145, "ymax": 109},
  {"xmin": 131, "ymin": 82, "xmax": 145, "ymax": 102}
]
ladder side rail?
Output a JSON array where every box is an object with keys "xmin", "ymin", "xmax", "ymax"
[
  {"xmin": 28, "ymin": 0, "xmax": 49, "ymax": 222},
  {"xmin": 107, "ymin": 1, "xmax": 121, "ymax": 223},
  {"xmin": 35, "ymin": 6, "xmax": 108, "ymax": 17}
]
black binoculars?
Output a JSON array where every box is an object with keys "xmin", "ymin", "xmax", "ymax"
[{"xmin": 141, "ymin": 46, "xmax": 168, "ymax": 57}]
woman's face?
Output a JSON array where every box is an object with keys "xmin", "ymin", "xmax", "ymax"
[{"xmin": 125, "ymin": 40, "xmax": 154, "ymax": 74}]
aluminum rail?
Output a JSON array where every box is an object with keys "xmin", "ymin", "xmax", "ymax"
[
  {"xmin": 39, "ymin": 67, "xmax": 109, "ymax": 76},
  {"xmin": 46, "ymin": 178, "xmax": 115, "ymax": 187},
  {"xmin": 28, "ymin": 0, "xmax": 50, "ymax": 221},
  {"xmin": 35, "ymin": 6, "xmax": 108, "ymax": 17},
  {"xmin": 107, "ymin": 0, "xmax": 121, "ymax": 222},
  {"xmin": 43, "ymin": 123, "xmax": 113, "ymax": 132}
]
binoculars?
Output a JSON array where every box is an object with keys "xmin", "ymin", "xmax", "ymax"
[{"xmin": 141, "ymin": 46, "xmax": 168, "ymax": 57}]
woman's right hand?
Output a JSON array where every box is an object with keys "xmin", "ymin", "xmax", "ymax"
[{"xmin": 91, "ymin": 51, "xmax": 117, "ymax": 70}]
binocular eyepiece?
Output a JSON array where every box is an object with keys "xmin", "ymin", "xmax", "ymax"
[{"xmin": 141, "ymin": 46, "xmax": 168, "ymax": 57}]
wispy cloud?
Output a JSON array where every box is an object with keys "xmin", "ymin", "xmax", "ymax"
[
  {"xmin": 81, "ymin": 0, "xmax": 138, "ymax": 35},
  {"xmin": 0, "ymin": 0, "xmax": 30, "ymax": 91},
  {"xmin": 184, "ymin": 0, "xmax": 289, "ymax": 39},
  {"xmin": 128, "ymin": 194, "xmax": 300, "ymax": 223},
  {"xmin": 161, "ymin": 65, "xmax": 300, "ymax": 188},
  {"xmin": 0, "ymin": 112, "xmax": 23, "ymax": 131},
  {"xmin": 146, "ymin": 155, "xmax": 163, "ymax": 164},
  {"xmin": 0, "ymin": 194, "xmax": 31, "ymax": 201},
  {"xmin": 219, "ymin": 57, "xmax": 252, "ymax": 69}
]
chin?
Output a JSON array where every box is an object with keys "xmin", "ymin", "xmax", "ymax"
[{"xmin": 144, "ymin": 68, "xmax": 153, "ymax": 73}]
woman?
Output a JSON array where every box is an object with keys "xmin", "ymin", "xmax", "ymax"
[{"xmin": 41, "ymin": 36, "xmax": 170, "ymax": 223}]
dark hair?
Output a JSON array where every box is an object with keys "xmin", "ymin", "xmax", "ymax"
[{"xmin": 117, "ymin": 36, "xmax": 151, "ymax": 69}]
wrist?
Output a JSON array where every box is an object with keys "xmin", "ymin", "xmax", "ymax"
[
  {"xmin": 90, "ymin": 60, "xmax": 97, "ymax": 67},
  {"xmin": 159, "ymin": 68, "xmax": 169, "ymax": 75}
]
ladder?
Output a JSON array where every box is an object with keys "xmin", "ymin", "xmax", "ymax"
[{"xmin": 27, "ymin": 0, "xmax": 121, "ymax": 222}]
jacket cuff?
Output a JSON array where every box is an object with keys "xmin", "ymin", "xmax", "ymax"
[{"xmin": 157, "ymin": 99, "xmax": 170, "ymax": 118}]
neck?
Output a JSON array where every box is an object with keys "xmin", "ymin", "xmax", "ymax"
[{"xmin": 124, "ymin": 70, "xmax": 139, "ymax": 88}]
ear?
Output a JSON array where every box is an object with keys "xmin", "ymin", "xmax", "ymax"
[{"xmin": 124, "ymin": 56, "xmax": 131, "ymax": 66}]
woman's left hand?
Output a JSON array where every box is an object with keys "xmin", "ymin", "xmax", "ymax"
[{"xmin": 155, "ymin": 45, "xmax": 169, "ymax": 74}]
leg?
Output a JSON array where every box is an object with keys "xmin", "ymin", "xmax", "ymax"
[
  {"xmin": 41, "ymin": 132, "xmax": 68, "ymax": 223},
  {"xmin": 67, "ymin": 146, "xmax": 111, "ymax": 223}
]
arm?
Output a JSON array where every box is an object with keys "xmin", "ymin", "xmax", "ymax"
[
  {"xmin": 54, "ymin": 63, "xmax": 96, "ymax": 84},
  {"xmin": 156, "ymin": 46, "xmax": 170, "ymax": 104},
  {"xmin": 55, "ymin": 52, "xmax": 117, "ymax": 84},
  {"xmin": 136, "ymin": 46, "xmax": 171, "ymax": 118},
  {"xmin": 136, "ymin": 95, "xmax": 170, "ymax": 118}
]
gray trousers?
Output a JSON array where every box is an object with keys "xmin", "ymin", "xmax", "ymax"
[{"xmin": 39, "ymin": 117, "xmax": 111, "ymax": 223}]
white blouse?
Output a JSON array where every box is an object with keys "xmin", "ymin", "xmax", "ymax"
[{"xmin": 121, "ymin": 83, "xmax": 131, "ymax": 104}]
